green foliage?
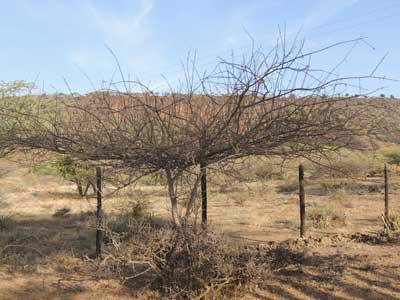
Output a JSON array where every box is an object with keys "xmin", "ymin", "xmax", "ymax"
[
  {"xmin": 0, "ymin": 80, "xmax": 34, "ymax": 97},
  {"xmin": 52, "ymin": 155, "xmax": 95, "ymax": 196},
  {"xmin": 0, "ymin": 81, "xmax": 38, "ymax": 116},
  {"xmin": 0, "ymin": 81, "xmax": 54, "ymax": 142},
  {"xmin": 385, "ymin": 152, "xmax": 400, "ymax": 166},
  {"xmin": 32, "ymin": 162, "xmax": 58, "ymax": 177},
  {"xmin": 33, "ymin": 155, "xmax": 95, "ymax": 196},
  {"xmin": 372, "ymin": 151, "xmax": 385, "ymax": 161},
  {"xmin": 140, "ymin": 172, "xmax": 165, "ymax": 186}
]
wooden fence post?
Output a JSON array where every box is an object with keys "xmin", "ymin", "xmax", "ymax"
[
  {"xmin": 384, "ymin": 164, "xmax": 389, "ymax": 218},
  {"xmin": 95, "ymin": 166, "xmax": 103, "ymax": 257},
  {"xmin": 299, "ymin": 164, "xmax": 306, "ymax": 238},
  {"xmin": 200, "ymin": 161, "xmax": 207, "ymax": 225}
]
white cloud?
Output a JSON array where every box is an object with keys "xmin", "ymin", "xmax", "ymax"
[
  {"xmin": 84, "ymin": 0, "xmax": 153, "ymax": 44},
  {"xmin": 68, "ymin": 0, "xmax": 167, "ymax": 85}
]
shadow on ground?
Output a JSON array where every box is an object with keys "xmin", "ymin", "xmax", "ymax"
[{"xmin": 1, "ymin": 213, "xmax": 400, "ymax": 300}]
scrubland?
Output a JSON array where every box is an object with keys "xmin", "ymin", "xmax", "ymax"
[{"xmin": 1, "ymin": 146, "xmax": 400, "ymax": 300}]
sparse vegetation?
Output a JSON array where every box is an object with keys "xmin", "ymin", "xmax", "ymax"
[
  {"xmin": 0, "ymin": 27, "xmax": 399, "ymax": 299},
  {"xmin": 236, "ymin": 157, "xmax": 285, "ymax": 182},
  {"xmin": 308, "ymin": 205, "xmax": 347, "ymax": 228},
  {"xmin": 311, "ymin": 151, "xmax": 382, "ymax": 178},
  {"xmin": 382, "ymin": 213, "xmax": 400, "ymax": 235},
  {"xmin": 49, "ymin": 155, "xmax": 95, "ymax": 197},
  {"xmin": 0, "ymin": 215, "xmax": 14, "ymax": 231},
  {"xmin": 277, "ymin": 178, "xmax": 299, "ymax": 194},
  {"xmin": 385, "ymin": 151, "xmax": 400, "ymax": 166},
  {"xmin": 0, "ymin": 155, "xmax": 400, "ymax": 299}
]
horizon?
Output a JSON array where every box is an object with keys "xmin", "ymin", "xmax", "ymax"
[{"xmin": 1, "ymin": 0, "xmax": 399, "ymax": 96}]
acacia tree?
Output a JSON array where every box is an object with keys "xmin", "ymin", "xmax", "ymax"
[
  {"xmin": 52, "ymin": 155, "xmax": 95, "ymax": 197},
  {"xmin": 0, "ymin": 37, "xmax": 392, "ymax": 226}
]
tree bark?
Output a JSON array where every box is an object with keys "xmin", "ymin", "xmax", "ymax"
[
  {"xmin": 184, "ymin": 171, "xmax": 202, "ymax": 220},
  {"xmin": 76, "ymin": 181, "xmax": 84, "ymax": 197},
  {"xmin": 83, "ymin": 182, "xmax": 95, "ymax": 196},
  {"xmin": 165, "ymin": 168, "xmax": 180, "ymax": 227}
]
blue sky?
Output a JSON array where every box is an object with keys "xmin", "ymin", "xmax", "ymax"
[{"xmin": 0, "ymin": 0, "xmax": 399, "ymax": 95}]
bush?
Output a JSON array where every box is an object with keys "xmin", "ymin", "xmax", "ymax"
[
  {"xmin": 102, "ymin": 224, "xmax": 271, "ymax": 299},
  {"xmin": 106, "ymin": 198, "xmax": 153, "ymax": 234},
  {"xmin": 32, "ymin": 162, "xmax": 58, "ymax": 176},
  {"xmin": 238, "ymin": 157, "xmax": 284, "ymax": 182},
  {"xmin": 308, "ymin": 205, "xmax": 346, "ymax": 228},
  {"xmin": 311, "ymin": 151, "xmax": 381, "ymax": 178},
  {"xmin": 139, "ymin": 172, "xmax": 165, "ymax": 186},
  {"xmin": 32, "ymin": 155, "xmax": 95, "ymax": 196},
  {"xmin": 385, "ymin": 152, "xmax": 400, "ymax": 166},
  {"xmin": 277, "ymin": 178, "xmax": 298, "ymax": 194},
  {"xmin": 382, "ymin": 214, "xmax": 400, "ymax": 234},
  {"xmin": 0, "ymin": 215, "xmax": 14, "ymax": 231},
  {"xmin": 329, "ymin": 188, "xmax": 353, "ymax": 208},
  {"xmin": 52, "ymin": 155, "xmax": 95, "ymax": 196}
]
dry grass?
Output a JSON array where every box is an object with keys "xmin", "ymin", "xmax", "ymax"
[
  {"xmin": 307, "ymin": 205, "xmax": 347, "ymax": 228},
  {"xmin": 310, "ymin": 150, "xmax": 382, "ymax": 178},
  {"xmin": 1, "ymin": 154, "xmax": 400, "ymax": 299}
]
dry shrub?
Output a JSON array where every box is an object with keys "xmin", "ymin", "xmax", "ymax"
[
  {"xmin": 102, "ymin": 224, "xmax": 270, "ymax": 299},
  {"xmin": 106, "ymin": 199, "xmax": 154, "ymax": 234},
  {"xmin": 52, "ymin": 207, "xmax": 71, "ymax": 218},
  {"xmin": 155, "ymin": 227, "xmax": 238, "ymax": 297},
  {"xmin": 216, "ymin": 183, "xmax": 242, "ymax": 194},
  {"xmin": 316, "ymin": 180, "xmax": 383, "ymax": 197},
  {"xmin": 329, "ymin": 188, "xmax": 353, "ymax": 208},
  {"xmin": 238, "ymin": 157, "xmax": 285, "ymax": 182},
  {"xmin": 0, "ymin": 247, "xmax": 44, "ymax": 273},
  {"xmin": 209, "ymin": 157, "xmax": 284, "ymax": 192},
  {"xmin": 0, "ymin": 215, "xmax": 14, "ymax": 231},
  {"xmin": 382, "ymin": 214, "xmax": 400, "ymax": 235},
  {"xmin": 230, "ymin": 192, "xmax": 247, "ymax": 206},
  {"xmin": 139, "ymin": 172, "xmax": 165, "ymax": 186},
  {"xmin": 308, "ymin": 205, "xmax": 347, "ymax": 228},
  {"xmin": 352, "ymin": 222, "xmax": 400, "ymax": 244},
  {"xmin": 0, "ymin": 226, "xmax": 46, "ymax": 273},
  {"xmin": 311, "ymin": 151, "xmax": 381, "ymax": 178},
  {"xmin": 277, "ymin": 178, "xmax": 298, "ymax": 194}
]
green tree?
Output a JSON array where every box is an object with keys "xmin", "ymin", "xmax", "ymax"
[{"xmin": 53, "ymin": 155, "xmax": 95, "ymax": 197}]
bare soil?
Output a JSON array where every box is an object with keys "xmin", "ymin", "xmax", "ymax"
[{"xmin": 0, "ymin": 158, "xmax": 399, "ymax": 300}]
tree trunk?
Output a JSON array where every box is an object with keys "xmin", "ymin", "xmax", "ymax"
[
  {"xmin": 83, "ymin": 182, "xmax": 95, "ymax": 196},
  {"xmin": 83, "ymin": 183, "xmax": 90, "ymax": 196},
  {"xmin": 184, "ymin": 171, "xmax": 202, "ymax": 220},
  {"xmin": 76, "ymin": 181, "xmax": 84, "ymax": 197},
  {"xmin": 165, "ymin": 168, "xmax": 181, "ymax": 227}
]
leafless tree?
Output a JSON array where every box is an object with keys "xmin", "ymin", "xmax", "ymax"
[{"xmin": 0, "ymin": 36, "xmax": 392, "ymax": 226}]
